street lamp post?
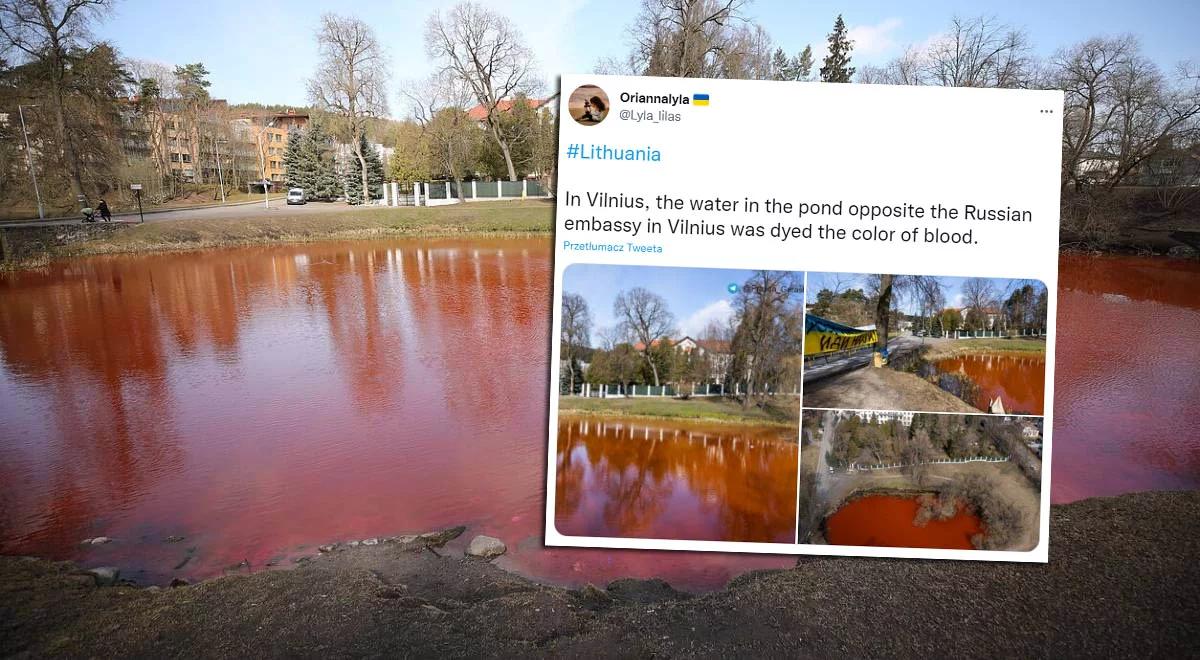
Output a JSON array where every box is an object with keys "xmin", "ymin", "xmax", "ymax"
[{"xmin": 18, "ymin": 105, "xmax": 45, "ymax": 220}]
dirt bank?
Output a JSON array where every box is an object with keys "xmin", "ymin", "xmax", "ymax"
[
  {"xmin": 2, "ymin": 490, "xmax": 1195, "ymax": 658},
  {"xmin": 803, "ymin": 366, "xmax": 979, "ymax": 413}
]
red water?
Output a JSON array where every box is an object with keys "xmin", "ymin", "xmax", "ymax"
[
  {"xmin": 0, "ymin": 238, "xmax": 791, "ymax": 590},
  {"xmin": 935, "ymin": 353, "xmax": 1046, "ymax": 415},
  {"xmin": 0, "ymin": 243, "xmax": 1196, "ymax": 589},
  {"xmin": 825, "ymin": 495, "xmax": 983, "ymax": 549},
  {"xmin": 1052, "ymin": 253, "xmax": 1200, "ymax": 502},
  {"xmin": 555, "ymin": 416, "xmax": 798, "ymax": 543}
]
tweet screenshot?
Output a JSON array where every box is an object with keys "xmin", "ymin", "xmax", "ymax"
[{"xmin": 546, "ymin": 74, "xmax": 1062, "ymax": 562}]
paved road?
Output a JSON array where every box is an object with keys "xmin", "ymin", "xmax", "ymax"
[
  {"xmin": 814, "ymin": 409, "xmax": 836, "ymax": 501},
  {"xmin": 0, "ymin": 199, "xmax": 376, "ymax": 228},
  {"xmin": 802, "ymin": 335, "xmax": 925, "ymax": 383}
]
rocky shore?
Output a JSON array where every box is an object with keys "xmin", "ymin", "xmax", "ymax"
[{"xmin": 2, "ymin": 490, "xmax": 1197, "ymax": 658}]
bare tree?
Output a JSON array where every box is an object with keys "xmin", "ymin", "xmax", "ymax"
[
  {"xmin": 1105, "ymin": 55, "xmax": 1200, "ymax": 189},
  {"xmin": 728, "ymin": 270, "xmax": 802, "ymax": 408},
  {"xmin": 924, "ymin": 16, "xmax": 1033, "ymax": 89},
  {"xmin": 857, "ymin": 46, "xmax": 927, "ymax": 85},
  {"xmin": 868, "ymin": 275, "xmax": 942, "ymax": 351},
  {"xmin": 0, "ymin": 0, "xmax": 112, "ymax": 200},
  {"xmin": 623, "ymin": 0, "xmax": 769, "ymax": 79},
  {"xmin": 961, "ymin": 277, "xmax": 998, "ymax": 331},
  {"xmin": 1054, "ymin": 36, "xmax": 1137, "ymax": 190},
  {"xmin": 402, "ymin": 72, "xmax": 477, "ymax": 193},
  {"xmin": 614, "ymin": 287, "xmax": 676, "ymax": 387},
  {"xmin": 425, "ymin": 2, "xmax": 539, "ymax": 182},
  {"xmin": 560, "ymin": 293, "xmax": 592, "ymax": 395},
  {"xmin": 307, "ymin": 13, "xmax": 388, "ymax": 204}
]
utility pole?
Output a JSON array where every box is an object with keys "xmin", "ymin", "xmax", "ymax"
[
  {"xmin": 18, "ymin": 105, "xmax": 44, "ymax": 220},
  {"xmin": 214, "ymin": 137, "xmax": 227, "ymax": 203}
]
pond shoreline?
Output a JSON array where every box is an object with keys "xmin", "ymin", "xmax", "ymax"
[
  {"xmin": 0, "ymin": 202, "xmax": 555, "ymax": 270},
  {"xmin": 2, "ymin": 203, "xmax": 1196, "ymax": 272},
  {"xmin": 2, "ymin": 490, "xmax": 1195, "ymax": 657}
]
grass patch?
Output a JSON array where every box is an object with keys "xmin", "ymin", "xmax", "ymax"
[
  {"xmin": 922, "ymin": 338, "xmax": 1046, "ymax": 359},
  {"xmin": 26, "ymin": 200, "xmax": 554, "ymax": 263},
  {"xmin": 559, "ymin": 395, "xmax": 800, "ymax": 427}
]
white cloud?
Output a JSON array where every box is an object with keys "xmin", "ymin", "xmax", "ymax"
[
  {"xmin": 848, "ymin": 17, "xmax": 903, "ymax": 57},
  {"xmin": 680, "ymin": 299, "xmax": 734, "ymax": 338}
]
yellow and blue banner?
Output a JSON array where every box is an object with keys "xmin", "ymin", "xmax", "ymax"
[
  {"xmin": 805, "ymin": 314, "xmax": 878, "ymax": 357},
  {"xmin": 692, "ymin": 93, "xmax": 710, "ymax": 106}
]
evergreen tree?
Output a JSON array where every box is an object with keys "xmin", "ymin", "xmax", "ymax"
[
  {"xmin": 796, "ymin": 45, "xmax": 814, "ymax": 81},
  {"xmin": 345, "ymin": 134, "xmax": 384, "ymax": 204},
  {"xmin": 820, "ymin": 15, "xmax": 855, "ymax": 83},
  {"xmin": 771, "ymin": 48, "xmax": 790, "ymax": 81},
  {"xmin": 307, "ymin": 123, "xmax": 339, "ymax": 201},
  {"xmin": 775, "ymin": 46, "xmax": 814, "ymax": 82},
  {"xmin": 281, "ymin": 122, "xmax": 338, "ymax": 201},
  {"xmin": 283, "ymin": 131, "xmax": 309, "ymax": 191}
]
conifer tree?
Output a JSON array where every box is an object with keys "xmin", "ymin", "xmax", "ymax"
[
  {"xmin": 283, "ymin": 131, "xmax": 310, "ymax": 192},
  {"xmin": 345, "ymin": 134, "xmax": 384, "ymax": 204},
  {"xmin": 820, "ymin": 15, "xmax": 855, "ymax": 83}
]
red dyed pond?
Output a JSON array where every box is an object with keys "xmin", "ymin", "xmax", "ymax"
[
  {"xmin": 935, "ymin": 353, "xmax": 1046, "ymax": 415},
  {"xmin": 555, "ymin": 416, "xmax": 798, "ymax": 543},
  {"xmin": 1052, "ymin": 253, "xmax": 1200, "ymax": 502},
  {"xmin": 0, "ymin": 238, "xmax": 791, "ymax": 590},
  {"xmin": 0, "ymin": 242, "xmax": 1196, "ymax": 590},
  {"xmin": 825, "ymin": 494, "xmax": 983, "ymax": 549}
]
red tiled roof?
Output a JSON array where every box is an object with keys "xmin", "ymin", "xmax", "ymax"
[{"xmin": 467, "ymin": 98, "xmax": 549, "ymax": 121}]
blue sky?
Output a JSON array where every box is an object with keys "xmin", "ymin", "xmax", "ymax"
[
  {"xmin": 563, "ymin": 265, "xmax": 790, "ymax": 342},
  {"xmin": 807, "ymin": 272, "xmax": 1047, "ymax": 314},
  {"xmin": 104, "ymin": 0, "xmax": 1198, "ymax": 112}
]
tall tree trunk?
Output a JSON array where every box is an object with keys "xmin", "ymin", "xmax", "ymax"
[
  {"xmin": 644, "ymin": 352, "xmax": 660, "ymax": 387},
  {"xmin": 50, "ymin": 80, "xmax": 85, "ymax": 201},
  {"xmin": 875, "ymin": 274, "xmax": 894, "ymax": 356},
  {"xmin": 489, "ymin": 121, "xmax": 517, "ymax": 181},
  {"xmin": 354, "ymin": 140, "xmax": 370, "ymax": 203}
]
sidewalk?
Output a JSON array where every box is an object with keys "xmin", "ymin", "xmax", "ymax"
[{"xmin": 0, "ymin": 195, "xmax": 286, "ymax": 227}]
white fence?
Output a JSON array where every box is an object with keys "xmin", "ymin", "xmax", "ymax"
[
  {"xmin": 378, "ymin": 180, "xmax": 553, "ymax": 207},
  {"xmin": 841, "ymin": 456, "xmax": 1009, "ymax": 474}
]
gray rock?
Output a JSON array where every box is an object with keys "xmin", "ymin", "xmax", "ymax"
[
  {"xmin": 605, "ymin": 578, "xmax": 691, "ymax": 605},
  {"xmin": 318, "ymin": 544, "xmax": 337, "ymax": 553},
  {"xmin": 89, "ymin": 567, "xmax": 120, "ymax": 586},
  {"xmin": 163, "ymin": 535, "xmax": 185, "ymax": 543},
  {"xmin": 90, "ymin": 537, "xmax": 112, "ymax": 545},
  {"xmin": 465, "ymin": 535, "xmax": 506, "ymax": 559},
  {"xmin": 362, "ymin": 538, "xmax": 379, "ymax": 546},
  {"xmin": 418, "ymin": 526, "xmax": 466, "ymax": 548}
]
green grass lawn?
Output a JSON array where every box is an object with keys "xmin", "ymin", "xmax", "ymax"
[
  {"xmin": 41, "ymin": 200, "xmax": 555, "ymax": 260},
  {"xmin": 924, "ymin": 337, "xmax": 1047, "ymax": 358},
  {"xmin": 559, "ymin": 395, "xmax": 800, "ymax": 426}
]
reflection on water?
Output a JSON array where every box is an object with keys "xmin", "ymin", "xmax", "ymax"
[
  {"xmin": 1053, "ymin": 254, "xmax": 1200, "ymax": 502},
  {"xmin": 0, "ymin": 239, "xmax": 555, "ymax": 583},
  {"xmin": 935, "ymin": 353, "xmax": 1046, "ymax": 415},
  {"xmin": 556, "ymin": 416, "xmax": 799, "ymax": 543},
  {"xmin": 825, "ymin": 494, "xmax": 983, "ymax": 549},
  {"xmin": 0, "ymin": 238, "xmax": 794, "ymax": 590},
  {"xmin": 0, "ymin": 244, "xmax": 1195, "ymax": 590}
]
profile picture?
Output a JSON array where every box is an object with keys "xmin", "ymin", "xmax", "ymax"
[{"xmin": 568, "ymin": 84, "xmax": 610, "ymax": 126}]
